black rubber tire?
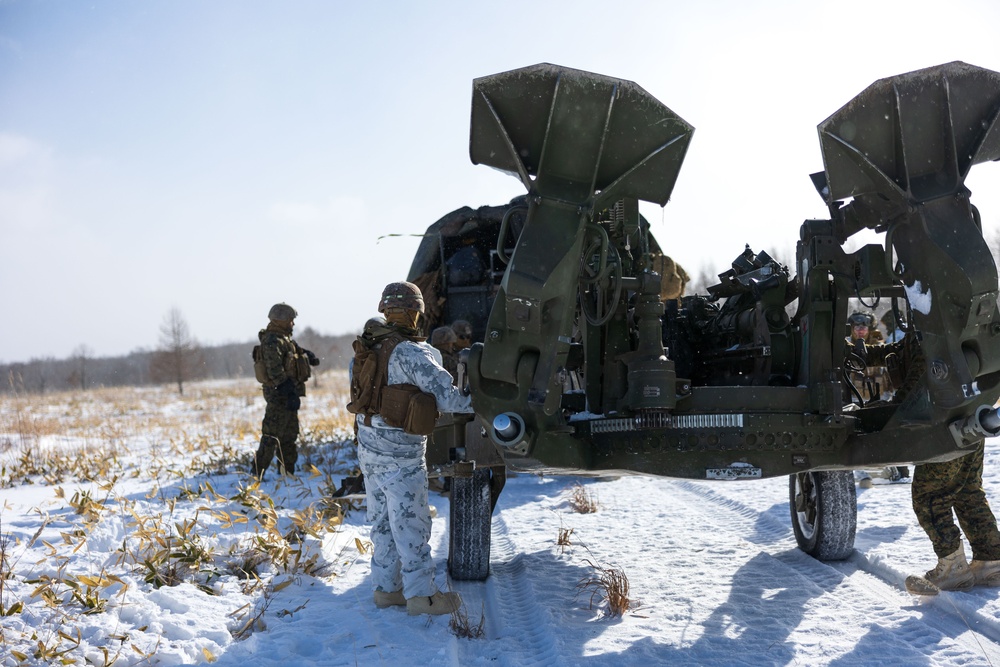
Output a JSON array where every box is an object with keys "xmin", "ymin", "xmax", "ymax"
[
  {"xmin": 448, "ymin": 468, "xmax": 492, "ymax": 580},
  {"xmin": 789, "ymin": 470, "xmax": 857, "ymax": 560}
]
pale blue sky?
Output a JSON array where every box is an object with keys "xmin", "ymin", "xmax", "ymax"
[{"xmin": 3, "ymin": 0, "xmax": 1000, "ymax": 362}]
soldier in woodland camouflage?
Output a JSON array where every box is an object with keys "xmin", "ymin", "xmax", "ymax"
[
  {"xmin": 251, "ymin": 303, "xmax": 320, "ymax": 478},
  {"xmin": 906, "ymin": 442, "xmax": 1000, "ymax": 594},
  {"xmin": 354, "ymin": 282, "xmax": 473, "ymax": 615}
]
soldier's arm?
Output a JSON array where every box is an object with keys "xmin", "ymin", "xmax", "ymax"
[
  {"xmin": 393, "ymin": 343, "xmax": 473, "ymax": 414},
  {"xmin": 261, "ymin": 335, "xmax": 289, "ymax": 385}
]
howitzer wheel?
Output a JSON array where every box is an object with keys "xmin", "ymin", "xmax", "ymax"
[
  {"xmin": 448, "ymin": 467, "xmax": 492, "ymax": 580},
  {"xmin": 789, "ymin": 471, "xmax": 857, "ymax": 560}
]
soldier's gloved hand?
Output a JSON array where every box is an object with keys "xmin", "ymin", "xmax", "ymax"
[{"xmin": 305, "ymin": 349, "xmax": 320, "ymax": 366}]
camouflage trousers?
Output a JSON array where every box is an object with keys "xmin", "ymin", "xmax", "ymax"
[
  {"xmin": 356, "ymin": 422, "xmax": 437, "ymax": 598},
  {"xmin": 256, "ymin": 394, "xmax": 299, "ymax": 474},
  {"xmin": 912, "ymin": 441, "xmax": 1000, "ymax": 560}
]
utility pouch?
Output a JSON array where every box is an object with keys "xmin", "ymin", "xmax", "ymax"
[
  {"xmin": 283, "ymin": 352, "xmax": 311, "ymax": 384},
  {"xmin": 295, "ymin": 354, "xmax": 312, "ymax": 383},
  {"xmin": 252, "ymin": 345, "xmax": 269, "ymax": 384},
  {"xmin": 380, "ymin": 383, "xmax": 438, "ymax": 435}
]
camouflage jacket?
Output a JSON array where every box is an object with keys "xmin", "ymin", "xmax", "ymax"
[
  {"xmin": 259, "ymin": 326, "xmax": 307, "ymax": 396},
  {"xmin": 357, "ymin": 339, "xmax": 473, "ymax": 446}
]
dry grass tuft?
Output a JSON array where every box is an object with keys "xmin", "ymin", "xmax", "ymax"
[
  {"xmin": 0, "ymin": 517, "xmax": 23, "ymax": 617},
  {"xmin": 0, "ymin": 375, "xmax": 363, "ymax": 661},
  {"xmin": 577, "ymin": 558, "xmax": 634, "ymax": 618},
  {"xmin": 450, "ymin": 602, "xmax": 486, "ymax": 639},
  {"xmin": 556, "ymin": 526, "xmax": 575, "ymax": 553},
  {"xmin": 567, "ymin": 483, "xmax": 599, "ymax": 514}
]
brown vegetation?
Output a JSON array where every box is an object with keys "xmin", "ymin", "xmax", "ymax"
[
  {"xmin": 0, "ymin": 373, "xmax": 362, "ymax": 661},
  {"xmin": 567, "ymin": 483, "xmax": 600, "ymax": 514},
  {"xmin": 577, "ymin": 559, "xmax": 634, "ymax": 618}
]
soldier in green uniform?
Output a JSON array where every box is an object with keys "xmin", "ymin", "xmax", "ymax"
[
  {"xmin": 906, "ymin": 443, "xmax": 1000, "ymax": 594},
  {"xmin": 251, "ymin": 302, "xmax": 320, "ymax": 478}
]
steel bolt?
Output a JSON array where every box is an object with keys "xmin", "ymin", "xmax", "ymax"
[{"xmin": 930, "ymin": 360, "xmax": 949, "ymax": 380}]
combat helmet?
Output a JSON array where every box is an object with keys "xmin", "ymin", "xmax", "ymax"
[
  {"xmin": 431, "ymin": 326, "xmax": 458, "ymax": 347},
  {"xmin": 268, "ymin": 303, "xmax": 298, "ymax": 322},
  {"xmin": 451, "ymin": 319, "xmax": 472, "ymax": 339},
  {"xmin": 360, "ymin": 316, "xmax": 393, "ymax": 344},
  {"xmin": 847, "ymin": 312, "xmax": 876, "ymax": 328},
  {"xmin": 378, "ymin": 282, "xmax": 424, "ymax": 314}
]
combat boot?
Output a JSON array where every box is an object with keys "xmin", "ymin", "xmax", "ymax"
[
  {"xmin": 969, "ymin": 559, "xmax": 1000, "ymax": 587},
  {"xmin": 905, "ymin": 544, "xmax": 975, "ymax": 595},
  {"xmin": 373, "ymin": 590, "xmax": 406, "ymax": 608},
  {"xmin": 406, "ymin": 590, "xmax": 462, "ymax": 616}
]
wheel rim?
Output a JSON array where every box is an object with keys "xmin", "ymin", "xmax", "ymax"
[{"xmin": 793, "ymin": 472, "xmax": 818, "ymax": 539}]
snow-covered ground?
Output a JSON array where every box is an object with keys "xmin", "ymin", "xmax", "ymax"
[{"xmin": 2, "ymin": 376, "xmax": 1000, "ymax": 666}]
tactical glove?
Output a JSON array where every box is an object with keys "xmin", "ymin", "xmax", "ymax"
[{"xmin": 305, "ymin": 349, "xmax": 320, "ymax": 366}]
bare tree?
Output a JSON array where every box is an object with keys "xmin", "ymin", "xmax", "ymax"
[
  {"xmin": 22, "ymin": 357, "xmax": 53, "ymax": 393},
  {"xmin": 67, "ymin": 344, "xmax": 93, "ymax": 390},
  {"xmin": 687, "ymin": 263, "xmax": 720, "ymax": 296},
  {"xmin": 150, "ymin": 308, "xmax": 202, "ymax": 395}
]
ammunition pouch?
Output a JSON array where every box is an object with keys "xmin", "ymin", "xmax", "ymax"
[
  {"xmin": 379, "ymin": 383, "xmax": 439, "ymax": 435},
  {"xmin": 290, "ymin": 353, "xmax": 312, "ymax": 383},
  {"xmin": 252, "ymin": 345, "xmax": 268, "ymax": 384}
]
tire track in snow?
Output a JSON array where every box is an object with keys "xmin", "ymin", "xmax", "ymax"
[
  {"xmin": 672, "ymin": 478, "xmax": 1000, "ymax": 664},
  {"xmin": 452, "ymin": 510, "xmax": 566, "ymax": 667}
]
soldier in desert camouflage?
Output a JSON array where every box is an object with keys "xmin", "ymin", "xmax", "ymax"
[{"xmin": 352, "ymin": 281, "xmax": 473, "ymax": 615}]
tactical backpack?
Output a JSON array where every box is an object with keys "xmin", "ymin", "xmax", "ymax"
[
  {"xmin": 252, "ymin": 341, "xmax": 311, "ymax": 386},
  {"xmin": 347, "ymin": 332, "xmax": 439, "ymax": 435}
]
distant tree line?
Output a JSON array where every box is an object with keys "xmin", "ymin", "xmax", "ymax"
[{"xmin": 2, "ymin": 325, "xmax": 355, "ymax": 395}]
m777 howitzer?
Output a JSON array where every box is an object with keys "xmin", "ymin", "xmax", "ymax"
[{"xmin": 409, "ymin": 62, "xmax": 1000, "ymax": 580}]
